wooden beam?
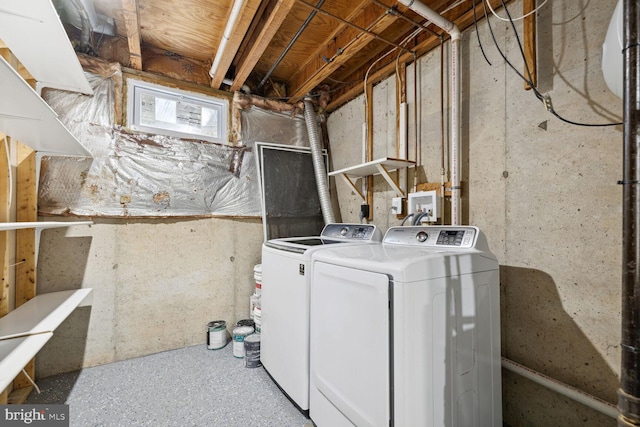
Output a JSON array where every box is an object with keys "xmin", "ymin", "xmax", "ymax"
[
  {"xmin": 230, "ymin": 0, "xmax": 297, "ymax": 92},
  {"xmin": 210, "ymin": 0, "xmax": 262, "ymax": 89},
  {"xmin": 523, "ymin": 0, "xmax": 537, "ymax": 90},
  {"xmin": 13, "ymin": 142, "xmax": 36, "ymax": 391},
  {"xmin": 290, "ymin": 0, "xmax": 370, "ymax": 84},
  {"xmin": 122, "ymin": 0, "xmax": 143, "ymax": 70},
  {"xmin": 326, "ymin": 0, "xmax": 514, "ymax": 112},
  {"xmin": 287, "ymin": 2, "xmax": 400, "ymax": 100}
]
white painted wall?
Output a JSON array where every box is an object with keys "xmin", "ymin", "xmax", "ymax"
[{"xmin": 327, "ymin": 1, "xmax": 621, "ymax": 425}]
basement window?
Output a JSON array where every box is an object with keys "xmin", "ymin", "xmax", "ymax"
[{"xmin": 127, "ymin": 79, "xmax": 228, "ymax": 143}]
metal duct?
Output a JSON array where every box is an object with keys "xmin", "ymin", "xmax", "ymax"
[
  {"xmin": 303, "ymin": 98, "xmax": 335, "ymax": 224},
  {"xmin": 619, "ymin": 0, "xmax": 640, "ymax": 425}
]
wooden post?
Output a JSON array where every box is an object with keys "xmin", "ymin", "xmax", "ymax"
[
  {"xmin": 395, "ymin": 61, "xmax": 407, "ymax": 217},
  {"xmin": 13, "ymin": 142, "xmax": 37, "ymax": 396},
  {"xmin": 366, "ymin": 82, "xmax": 374, "ymax": 220},
  {"xmin": 0, "ymin": 132, "xmax": 9, "ymax": 404},
  {"xmin": 523, "ymin": 0, "xmax": 537, "ymax": 90}
]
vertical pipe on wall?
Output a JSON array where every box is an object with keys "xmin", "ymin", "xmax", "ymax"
[
  {"xmin": 619, "ymin": 0, "xmax": 640, "ymax": 425},
  {"xmin": 620, "ymin": 0, "xmax": 640, "ymax": 424},
  {"xmin": 396, "ymin": 0, "xmax": 461, "ymax": 224}
]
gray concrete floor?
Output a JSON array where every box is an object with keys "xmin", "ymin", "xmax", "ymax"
[{"xmin": 27, "ymin": 343, "xmax": 312, "ymax": 427}]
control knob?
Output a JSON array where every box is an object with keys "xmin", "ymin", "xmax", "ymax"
[
  {"xmin": 416, "ymin": 231, "xmax": 428, "ymax": 242},
  {"xmin": 340, "ymin": 227, "xmax": 349, "ymax": 236}
]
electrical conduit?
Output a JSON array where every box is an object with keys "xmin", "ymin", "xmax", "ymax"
[
  {"xmin": 209, "ymin": 0, "xmax": 245, "ymax": 79},
  {"xmin": 304, "ymin": 98, "xmax": 335, "ymax": 224},
  {"xmin": 396, "ymin": 0, "xmax": 461, "ymax": 225}
]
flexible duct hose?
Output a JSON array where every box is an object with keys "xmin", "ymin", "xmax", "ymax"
[{"xmin": 303, "ymin": 98, "xmax": 335, "ymax": 224}]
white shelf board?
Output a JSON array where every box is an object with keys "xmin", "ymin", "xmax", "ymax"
[
  {"xmin": 0, "ymin": 56, "xmax": 92, "ymax": 156},
  {"xmin": 0, "ymin": 0, "xmax": 93, "ymax": 95},
  {"xmin": 0, "ymin": 221, "xmax": 93, "ymax": 231},
  {"xmin": 328, "ymin": 158, "xmax": 415, "ymax": 178},
  {"xmin": 0, "ymin": 333, "xmax": 53, "ymax": 391},
  {"xmin": 0, "ymin": 289, "xmax": 92, "ymax": 340},
  {"xmin": 329, "ymin": 157, "xmax": 415, "ymax": 199}
]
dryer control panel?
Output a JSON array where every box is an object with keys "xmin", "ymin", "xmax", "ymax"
[{"xmin": 383, "ymin": 226, "xmax": 477, "ymax": 248}]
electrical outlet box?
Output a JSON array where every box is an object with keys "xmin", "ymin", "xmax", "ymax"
[
  {"xmin": 408, "ymin": 190, "xmax": 440, "ymax": 223},
  {"xmin": 392, "ymin": 197, "xmax": 403, "ymax": 215}
]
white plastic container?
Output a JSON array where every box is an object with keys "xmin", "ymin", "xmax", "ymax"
[{"xmin": 232, "ymin": 325, "xmax": 255, "ymax": 358}]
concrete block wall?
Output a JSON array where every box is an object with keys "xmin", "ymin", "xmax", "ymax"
[
  {"xmin": 327, "ymin": 1, "xmax": 621, "ymax": 425},
  {"xmin": 36, "ymin": 218, "xmax": 262, "ymax": 377}
]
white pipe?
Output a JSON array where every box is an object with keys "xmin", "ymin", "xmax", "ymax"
[
  {"xmin": 209, "ymin": 0, "xmax": 245, "ymax": 79},
  {"xmin": 397, "ymin": 0, "xmax": 461, "ymax": 224},
  {"xmin": 502, "ymin": 357, "xmax": 618, "ymax": 419}
]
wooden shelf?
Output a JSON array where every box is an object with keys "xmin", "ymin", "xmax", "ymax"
[
  {"xmin": 0, "ymin": 333, "xmax": 53, "ymax": 392},
  {"xmin": 0, "ymin": 289, "xmax": 92, "ymax": 340},
  {"xmin": 329, "ymin": 157, "xmax": 415, "ymax": 200}
]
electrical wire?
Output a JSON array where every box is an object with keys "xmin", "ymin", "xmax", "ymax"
[
  {"xmin": 485, "ymin": 0, "xmax": 549, "ymax": 22},
  {"xmin": 483, "ymin": 0, "xmax": 622, "ymax": 127},
  {"xmin": 21, "ymin": 368, "xmax": 41, "ymax": 394},
  {"xmin": 473, "ymin": 0, "xmax": 492, "ymax": 66}
]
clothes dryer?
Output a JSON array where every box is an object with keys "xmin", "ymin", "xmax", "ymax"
[{"xmin": 309, "ymin": 226, "xmax": 501, "ymax": 427}]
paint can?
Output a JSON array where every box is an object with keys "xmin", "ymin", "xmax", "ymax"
[
  {"xmin": 253, "ymin": 306, "xmax": 262, "ymax": 333},
  {"xmin": 206, "ymin": 320, "xmax": 227, "ymax": 350},
  {"xmin": 236, "ymin": 319, "xmax": 255, "ymax": 329},
  {"xmin": 254, "ymin": 264, "xmax": 262, "ymax": 296},
  {"xmin": 232, "ymin": 325, "xmax": 255, "ymax": 358},
  {"xmin": 244, "ymin": 333, "xmax": 261, "ymax": 368}
]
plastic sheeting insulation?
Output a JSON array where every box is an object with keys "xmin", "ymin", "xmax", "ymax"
[{"xmin": 38, "ymin": 69, "xmax": 313, "ymax": 217}]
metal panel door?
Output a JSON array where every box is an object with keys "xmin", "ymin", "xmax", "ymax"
[
  {"xmin": 310, "ymin": 261, "xmax": 391, "ymax": 427},
  {"xmin": 261, "ymin": 247, "xmax": 309, "ymax": 409}
]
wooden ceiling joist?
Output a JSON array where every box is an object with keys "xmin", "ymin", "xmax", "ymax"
[
  {"xmin": 286, "ymin": 1, "xmax": 401, "ymax": 100},
  {"xmin": 325, "ymin": 0, "xmax": 513, "ymax": 112},
  {"xmin": 121, "ymin": 0, "xmax": 142, "ymax": 70},
  {"xmin": 230, "ymin": 0, "xmax": 297, "ymax": 92},
  {"xmin": 210, "ymin": 0, "xmax": 262, "ymax": 89}
]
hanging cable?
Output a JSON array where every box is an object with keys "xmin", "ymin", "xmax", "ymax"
[
  {"xmin": 473, "ymin": 0, "xmax": 492, "ymax": 66},
  {"xmin": 483, "ymin": 0, "xmax": 622, "ymax": 127},
  {"xmin": 21, "ymin": 368, "xmax": 41, "ymax": 394},
  {"xmin": 485, "ymin": 0, "xmax": 550, "ymax": 22}
]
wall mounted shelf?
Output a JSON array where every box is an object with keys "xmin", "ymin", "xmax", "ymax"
[
  {"xmin": 329, "ymin": 157, "xmax": 415, "ymax": 200},
  {"xmin": 0, "ymin": 333, "xmax": 53, "ymax": 392},
  {"xmin": 0, "ymin": 56, "xmax": 92, "ymax": 157},
  {"xmin": 0, "ymin": 0, "xmax": 93, "ymax": 95}
]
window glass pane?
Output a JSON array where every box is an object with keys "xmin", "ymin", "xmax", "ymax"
[
  {"xmin": 128, "ymin": 79, "xmax": 228, "ymax": 143},
  {"xmin": 155, "ymin": 97, "xmax": 177, "ymax": 124}
]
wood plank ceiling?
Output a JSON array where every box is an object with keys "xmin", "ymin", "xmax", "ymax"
[{"xmin": 60, "ymin": 0, "xmax": 512, "ymax": 111}]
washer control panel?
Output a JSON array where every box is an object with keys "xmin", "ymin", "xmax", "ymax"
[
  {"xmin": 321, "ymin": 223, "xmax": 382, "ymax": 241},
  {"xmin": 384, "ymin": 226, "xmax": 477, "ymax": 248}
]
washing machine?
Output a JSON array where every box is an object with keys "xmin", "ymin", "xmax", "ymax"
[
  {"xmin": 261, "ymin": 223, "xmax": 383, "ymax": 413},
  {"xmin": 309, "ymin": 225, "xmax": 502, "ymax": 427}
]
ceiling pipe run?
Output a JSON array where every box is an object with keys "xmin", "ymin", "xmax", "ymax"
[
  {"xmin": 209, "ymin": 0, "xmax": 245, "ymax": 79},
  {"xmin": 396, "ymin": 0, "xmax": 462, "ymax": 225}
]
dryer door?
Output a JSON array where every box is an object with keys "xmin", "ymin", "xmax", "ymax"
[{"xmin": 310, "ymin": 262, "xmax": 391, "ymax": 427}]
